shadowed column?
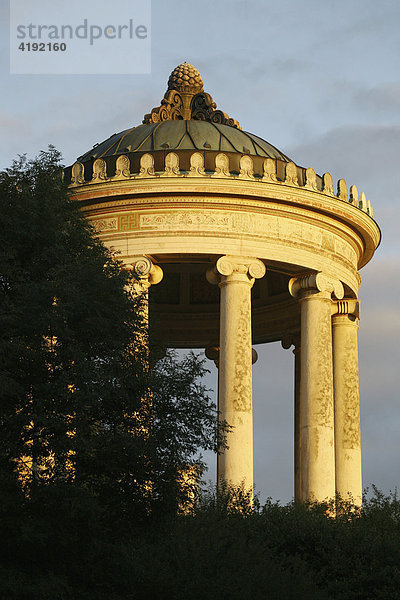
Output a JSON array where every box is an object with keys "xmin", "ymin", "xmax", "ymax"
[
  {"xmin": 131, "ymin": 255, "xmax": 163, "ymax": 308},
  {"xmin": 281, "ymin": 334, "xmax": 301, "ymax": 502}
]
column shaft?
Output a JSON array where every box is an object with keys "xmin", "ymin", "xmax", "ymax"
[
  {"xmin": 290, "ymin": 272, "xmax": 343, "ymax": 504},
  {"xmin": 218, "ymin": 274, "xmax": 254, "ymax": 487},
  {"xmin": 332, "ymin": 308, "xmax": 362, "ymax": 505},
  {"xmin": 299, "ymin": 292, "xmax": 336, "ymax": 502}
]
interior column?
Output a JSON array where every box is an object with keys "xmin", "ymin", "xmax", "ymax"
[{"xmin": 281, "ymin": 334, "xmax": 301, "ymax": 502}]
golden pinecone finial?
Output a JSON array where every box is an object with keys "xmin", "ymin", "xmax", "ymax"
[{"xmin": 167, "ymin": 63, "xmax": 204, "ymax": 94}]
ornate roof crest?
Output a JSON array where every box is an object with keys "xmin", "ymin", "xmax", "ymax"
[{"xmin": 143, "ymin": 62, "xmax": 242, "ymax": 130}]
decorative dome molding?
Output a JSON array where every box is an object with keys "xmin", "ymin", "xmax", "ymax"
[
  {"xmin": 143, "ymin": 62, "xmax": 241, "ymax": 129},
  {"xmin": 67, "ymin": 150, "xmax": 375, "ymax": 222},
  {"xmin": 76, "ymin": 120, "xmax": 291, "ymax": 163}
]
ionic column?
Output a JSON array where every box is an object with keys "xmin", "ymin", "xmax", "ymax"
[
  {"xmin": 130, "ymin": 256, "xmax": 163, "ymax": 304},
  {"xmin": 332, "ymin": 299, "xmax": 362, "ymax": 506},
  {"xmin": 129, "ymin": 257, "xmax": 163, "ymax": 508},
  {"xmin": 129, "ymin": 256, "xmax": 163, "ymax": 366},
  {"xmin": 281, "ymin": 334, "xmax": 301, "ymax": 502},
  {"xmin": 207, "ymin": 256, "xmax": 266, "ymax": 490},
  {"xmin": 289, "ymin": 272, "xmax": 344, "ymax": 503}
]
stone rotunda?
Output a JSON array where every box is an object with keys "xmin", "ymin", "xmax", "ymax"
[{"xmin": 65, "ymin": 63, "xmax": 381, "ymax": 505}]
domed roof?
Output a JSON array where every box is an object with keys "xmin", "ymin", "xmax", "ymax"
[
  {"xmin": 76, "ymin": 63, "xmax": 291, "ymax": 164},
  {"xmin": 77, "ymin": 120, "xmax": 291, "ymax": 162}
]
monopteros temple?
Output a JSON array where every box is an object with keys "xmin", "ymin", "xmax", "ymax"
[{"xmin": 65, "ymin": 63, "xmax": 381, "ymax": 505}]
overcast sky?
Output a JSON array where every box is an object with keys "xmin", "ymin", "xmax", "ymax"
[{"xmin": 1, "ymin": 0, "xmax": 399, "ymax": 503}]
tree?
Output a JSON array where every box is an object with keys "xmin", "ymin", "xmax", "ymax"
[{"xmin": 0, "ymin": 147, "xmax": 223, "ymax": 530}]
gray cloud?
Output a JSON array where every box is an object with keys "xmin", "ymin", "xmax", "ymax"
[
  {"xmin": 353, "ymin": 83, "xmax": 400, "ymax": 118},
  {"xmin": 341, "ymin": 254, "xmax": 398, "ymax": 495},
  {"xmin": 287, "ymin": 125, "xmax": 400, "ymax": 254},
  {"xmin": 288, "ymin": 124, "xmax": 400, "ymax": 186}
]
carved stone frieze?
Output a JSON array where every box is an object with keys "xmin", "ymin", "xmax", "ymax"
[
  {"xmin": 89, "ymin": 205, "xmax": 359, "ymax": 281},
  {"xmin": 92, "ymin": 217, "xmax": 118, "ymax": 232},
  {"xmin": 139, "ymin": 211, "xmax": 231, "ymax": 230}
]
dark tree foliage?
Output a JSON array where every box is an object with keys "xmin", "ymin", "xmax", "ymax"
[
  {"xmin": 1, "ymin": 148, "xmax": 148, "ymax": 507},
  {"xmin": 128, "ymin": 487, "xmax": 400, "ymax": 600},
  {"xmin": 0, "ymin": 148, "xmax": 221, "ymax": 529}
]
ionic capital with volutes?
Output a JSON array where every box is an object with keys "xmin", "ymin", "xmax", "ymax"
[
  {"xmin": 289, "ymin": 271, "xmax": 344, "ymax": 301},
  {"xmin": 130, "ymin": 256, "xmax": 163, "ymax": 290},
  {"xmin": 206, "ymin": 255, "xmax": 266, "ymax": 288}
]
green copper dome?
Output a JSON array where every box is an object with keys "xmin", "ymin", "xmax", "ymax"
[
  {"xmin": 75, "ymin": 63, "xmax": 291, "ymax": 165},
  {"xmin": 77, "ymin": 120, "xmax": 291, "ymax": 163}
]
